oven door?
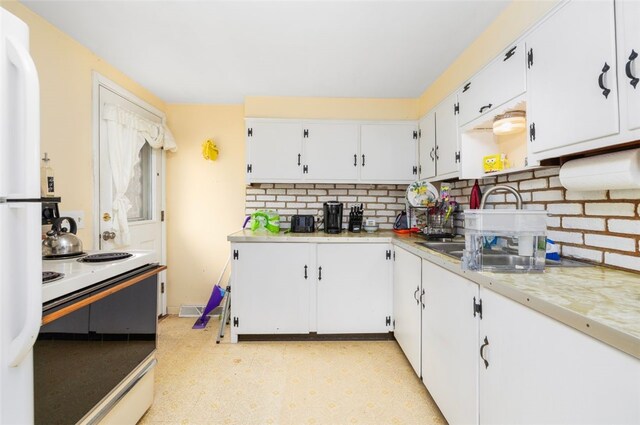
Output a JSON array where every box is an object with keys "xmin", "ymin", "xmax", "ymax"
[{"xmin": 34, "ymin": 265, "xmax": 162, "ymax": 425}]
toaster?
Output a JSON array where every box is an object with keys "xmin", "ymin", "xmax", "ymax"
[{"xmin": 290, "ymin": 215, "xmax": 315, "ymax": 233}]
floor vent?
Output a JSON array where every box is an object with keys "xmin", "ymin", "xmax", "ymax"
[{"xmin": 178, "ymin": 304, "xmax": 223, "ymax": 318}]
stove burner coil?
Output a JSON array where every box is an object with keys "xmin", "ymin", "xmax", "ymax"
[
  {"xmin": 42, "ymin": 271, "xmax": 65, "ymax": 283},
  {"xmin": 78, "ymin": 252, "xmax": 133, "ymax": 263},
  {"xmin": 43, "ymin": 252, "xmax": 86, "ymax": 260}
]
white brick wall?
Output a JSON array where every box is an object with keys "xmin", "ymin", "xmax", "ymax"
[
  {"xmin": 245, "ymin": 183, "xmax": 408, "ymax": 230},
  {"xmin": 450, "ymin": 168, "xmax": 640, "ymax": 273},
  {"xmin": 247, "ymin": 168, "xmax": 640, "ymax": 273}
]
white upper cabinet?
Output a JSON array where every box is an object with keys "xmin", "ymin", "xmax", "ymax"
[
  {"xmin": 246, "ymin": 119, "xmax": 417, "ymax": 184},
  {"xmin": 303, "ymin": 123, "xmax": 360, "ymax": 181},
  {"xmin": 246, "ymin": 120, "xmax": 303, "ymax": 182},
  {"xmin": 527, "ymin": 0, "xmax": 619, "ymax": 158},
  {"xmin": 360, "ymin": 123, "xmax": 418, "ymax": 183},
  {"xmin": 617, "ymin": 0, "xmax": 640, "ymax": 134},
  {"xmin": 458, "ymin": 42, "xmax": 526, "ymax": 126},
  {"xmin": 418, "ymin": 112, "xmax": 436, "ymax": 180},
  {"xmin": 434, "ymin": 93, "xmax": 460, "ymax": 177}
]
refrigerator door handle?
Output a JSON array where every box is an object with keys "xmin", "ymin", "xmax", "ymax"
[
  {"xmin": 7, "ymin": 204, "xmax": 42, "ymax": 367},
  {"xmin": 6, "ymin": 35, "xmax": 40, "ymax": 198}
]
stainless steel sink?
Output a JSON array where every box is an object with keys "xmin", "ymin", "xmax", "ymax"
[
  {"xmin": 416, "ymin": 242, "xmax": 465, "ymax": 252},
  {"xmin": 416, "ymin": 241, "xmax": 591, "ymax": 268}
]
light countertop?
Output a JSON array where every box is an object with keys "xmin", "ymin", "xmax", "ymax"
[{"xmin": 228, "ymin": 229, "xmax": 640, "ymax": 359}]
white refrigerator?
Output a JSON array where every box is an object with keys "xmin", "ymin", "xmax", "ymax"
[{"xmin": 0, "ymin": 7, "xmax": 42, "ymax": 425}]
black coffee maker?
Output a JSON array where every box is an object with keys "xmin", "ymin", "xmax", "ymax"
[{"xmin": 323, "ymin": 201, "xmax": 343, "ymax": 234}]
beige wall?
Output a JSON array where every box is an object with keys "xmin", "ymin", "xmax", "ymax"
[
  {"xmin": 245, "ymin": 96, "xmax": 419, "ymax": 120},
  {"xmin": 1, "ymin": 1, "xmax": 166, "ymax": 246},
  {"xmin": 417, "ymin": 0, "xmax": 559, "ymax": 116},
  {"xmin": 165, "ymin": 105, "xmax": 245, "ymax": 312}
]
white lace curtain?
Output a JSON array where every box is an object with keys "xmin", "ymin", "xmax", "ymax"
[{"xmin": 102, "ymin": 103, "xmax": 177, "ymax": 246}]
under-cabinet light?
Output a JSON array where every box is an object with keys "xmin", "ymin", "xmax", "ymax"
[{"xmin": 493, "ymin": 111, "xmax": 526, "ymax": 136}]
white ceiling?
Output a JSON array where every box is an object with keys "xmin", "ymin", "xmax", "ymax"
[{"xmin": 22, "ymin": 0, "xmax": 510, "ymax": 104}]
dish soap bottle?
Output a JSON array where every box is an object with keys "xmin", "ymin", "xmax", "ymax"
[{"xmin": 40, "ymin": 152, "xmax": 55, "ymax": 197}]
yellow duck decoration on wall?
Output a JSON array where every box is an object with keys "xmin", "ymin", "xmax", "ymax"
[{"xmin": 202, "ymin": 139, "xmax": 219, "ymax": 161}]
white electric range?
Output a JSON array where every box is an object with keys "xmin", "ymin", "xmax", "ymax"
[{"xmin": 41, "ymin": 250, "xmax": 157, "ymax": 303}]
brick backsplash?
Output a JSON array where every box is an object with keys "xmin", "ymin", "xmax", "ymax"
[
  {"xmin": 245, "ymin": 183, "xmax": 408, "ymax": 230},
  {"xmin": 244, "ymin": 168, "xmax": 639, "ymax": 273},
  {"xmin": 451, "ymin": 167, "xmax": 640, "ymax": 273}
]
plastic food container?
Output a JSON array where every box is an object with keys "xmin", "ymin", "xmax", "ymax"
[{"xmin": 462, "ymin": 210, "xmax": 548, "ymax": 273}]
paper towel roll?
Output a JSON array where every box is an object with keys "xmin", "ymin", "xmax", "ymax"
[{"xmin": 559, "ymin": 148, "xmax": 640, "ymax": 191}]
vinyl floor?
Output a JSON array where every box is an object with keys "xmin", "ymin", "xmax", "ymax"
[{"xmin": 139, "ymin": 316, "xmax": 446, "ymax": 425}]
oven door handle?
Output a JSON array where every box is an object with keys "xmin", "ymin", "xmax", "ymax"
[{"xmin": 86, "ymin": 357, "xmax": 157, "ymax": 425}]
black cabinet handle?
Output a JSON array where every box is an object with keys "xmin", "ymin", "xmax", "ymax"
[
  {"xmin": 413, "ymin": 286, "xmax": 420, "ymax": 305},
  {"xmin": 304, "ymin": 265, "xmax": 308, "ymax": 280},
  {"xmin": 626, "ymin": 50, "xmax": 639, "ymax": 89},
  {"xmin": 421, "ymin": 289, "xmax": 425, "ymax": 309},
  {"xmin": 318, "ymin": 266, "xmax": 322, "ymax": 281},
  {"xmin": 435, "ymin": 145, "xmax": 440, "ymax": 160},
  {"xmin": 429, "ymin": 147, "xmax": 435, "ymax": 161},
  {"xmin": 362, "ymin": 154, "xmax": 366, "ymax": 167},
  {"xmin": 503, "ymin": 46, "xmax": 516, "ymax": 62},
  {"xmin": 353, "ymin": 154, "xmax": 357, "ymax": 167},
  {"xmin": 480, "ymin": 336, "xmax": 489, "ymax": 369},
  {"xmin": 479, "ymin": 103, "xmax": 493, "ymax": 113},
  {"xmin": 598, "ymin": 62, "xmax": 611, "ymax": 98},
  {"xmin": 297, "ymin": 153, "xmax": 301, "ymax": 166}
]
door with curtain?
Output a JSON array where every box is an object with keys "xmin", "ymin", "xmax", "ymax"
[{"xmin": 95, "ymin": 77, "xmax": 167, "ymax": 315}]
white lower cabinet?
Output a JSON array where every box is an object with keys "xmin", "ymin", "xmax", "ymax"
[
  {"xmin": 391, "ymin": 254, "xmax": 640, "ymax": 425},
  {"xmin": 316, "ymin": 243, "xmax": 393, "ymax": 334},
  {"xmin": 479, "ymin": 288, "xmax": 640, "ymax": 425},
  {"xmin": 231, "ymin": 243, "xmax": 312, "ymax": 335},
  {"xmin": 392, "ymin": 246, "xmax": 422, "ymax": 375},
  {"xmin": 421, "ymin": 260, "xmax": 479, "ymax": 425},
  {"xmin": 230, "ymin": 242, "xmax": 392, "ymax": 339}
]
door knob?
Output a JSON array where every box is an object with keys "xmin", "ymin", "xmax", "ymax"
[{"xmin": 102, "ymin": 231, "xmax": 116, "ymax": 241}]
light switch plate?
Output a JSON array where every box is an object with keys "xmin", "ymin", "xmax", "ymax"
[{"xmin": 60, "ymin": 210, "xmax": 85, "ymax": 229}]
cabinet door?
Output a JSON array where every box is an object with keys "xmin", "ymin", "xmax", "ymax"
[
  {"xmin": 617, "ymin": 0, "xmax": 640, "ymax": 133},
  {"xmin": 421, "ymin": 261, "xmax": 479, "ymax": 425},
  {"xmin": 316, "ymin": 244, "xmax": 392, "ymax": 334},
  {"xmin": 527, "ymin": 0, "xmax": 618, "ymax": 157},
  {"xmin": 360, "ymin": 124, "xmax": 417, "ymax": 182},
  {"xmin": 458, "ymin": 42, "xmax": 526, "ymax": 126},
  {"xmin": 232, "ymin": 243, "xmax": 312, "ymax": 334},
  {"xmin": 479, "ymin": 289, "xmax": 640, "ymax": 425},
  {"xmin": 418, "ymin": 112, "xmax": 436, "ymax": 180},
  {"xmin": 392, "ymin": 246, "xmax": 422, "ymax": 376},
  {"xmin": 434, "ymin": 93, "xmax": 460, "ymax": 177},
  {"xmin": 246, "ymin": 121, "xmax": 303, "ymax": 182},
  {"xmin": 303, "ymin": 123, "xmax": 359, "ymax": 181}
]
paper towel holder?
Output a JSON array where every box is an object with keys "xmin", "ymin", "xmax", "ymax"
[{"xmin": 559, "ymin": 148, "xmax": 640, "ymax": 191}]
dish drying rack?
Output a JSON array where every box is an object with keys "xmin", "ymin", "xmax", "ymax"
[{"xmin": 405, "ymin": 180, "xmax": 457, "ymax": 240}]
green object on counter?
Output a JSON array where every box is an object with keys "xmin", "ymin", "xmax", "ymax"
[{"xmin": 250, "ymin": 210, "xmax": 280, "ymax": 233}]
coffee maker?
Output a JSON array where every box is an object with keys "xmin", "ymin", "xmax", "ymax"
[{"xmin": 323, "ymin": 201, "xmax": 343, "ymax": 234}]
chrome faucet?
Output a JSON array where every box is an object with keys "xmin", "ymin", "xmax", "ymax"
[{"xmin": 480, "ymin": 185, "xmax": 524, "ymax": 209}]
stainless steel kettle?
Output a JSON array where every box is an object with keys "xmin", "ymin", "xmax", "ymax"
[{"xmin": 42, "ymin": 217, "xmax": 83, "ymax": 258}]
